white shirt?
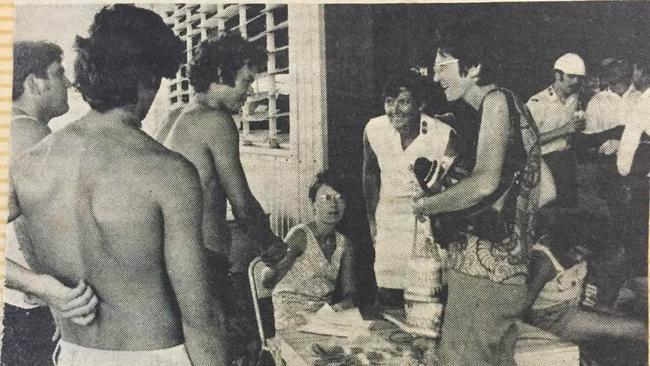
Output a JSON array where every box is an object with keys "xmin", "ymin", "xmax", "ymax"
[
  {"xmin": 527, "ymin": 85, "xmax": 580, "ymax": 155},
  {"xmin": 617, "ymin": 88, "xmax": 650, "ymax": 176},
  {"xmin": 584, "ymin": 85, "xmax": 641, "ymax": 134}
]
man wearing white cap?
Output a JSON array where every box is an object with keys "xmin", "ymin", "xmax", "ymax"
[{"xmin": 527, "ymin": 53, "xmax": 587, "ymax": 210}]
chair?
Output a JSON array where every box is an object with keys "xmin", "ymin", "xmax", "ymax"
[{"xmin": 248, "ymin": 256, "xmax": 277, "ymax": 361}]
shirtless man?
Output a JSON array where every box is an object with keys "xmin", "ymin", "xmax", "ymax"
[
  {"xmin": 164, "ymin": 34, "xmax": 286, "ymax": 268},
  {"xmin": 9, "ymin": 6, "xmax": 226, "ymax": 365},
  {"xmin": 4, "ymin": 40, "xmax": 98, "ymax": 366}
]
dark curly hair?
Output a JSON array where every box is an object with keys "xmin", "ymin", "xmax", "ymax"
[
  {"xmin": 74, "ymin": 5, "xmax": 184, "ymax": 112},
  {"xmin": 381, "ymin": 70, "xmax": 428, "ymax": 106},
  {"xmin": 435, "ymin": 21, "xmax": 502, "ymax": 86},
  {"xmin": 189, "ymin": 33, "xmax": 267, "ymax": 93},
  {"xmin": 13, "ymin": 41, "xmax": 63, "ymax": 101},
  {"xmin": 308, "ymin": 170, "xmax": 348, "ymax": 203}
]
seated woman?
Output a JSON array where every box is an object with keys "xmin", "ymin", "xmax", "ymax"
[
  {"xmin": 524, "ymin": 214, "xmax": 647, "ymax": 345},
  {"xmin": 263, "ymin": 171, "xmax": 356, "ymax": 330}
]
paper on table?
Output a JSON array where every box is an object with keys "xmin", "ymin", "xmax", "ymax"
[{"xmin": 298, "ymin": 304, "xmax": 373, "ymax": 338}]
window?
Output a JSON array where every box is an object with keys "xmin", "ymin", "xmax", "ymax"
[{"xmin": 161, "ymin": 3, "xmax": 292, "ymax": 151}]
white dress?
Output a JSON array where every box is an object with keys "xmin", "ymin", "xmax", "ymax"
[
  {"xmin": 272, "ymin": 224, "xmax": 348, "ymax": 329},
  {"xmin": 366, "ymin": 114, "xmax": 453, "ymax": 289}
]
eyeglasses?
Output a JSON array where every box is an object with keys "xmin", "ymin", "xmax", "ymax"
[
  {"xmin": 433, "ymin": 58, "xmax": 459, "ymax": 74},
  {"xmin": 317, "ymin": 193, "xmax": 343, "ymax": 203}
]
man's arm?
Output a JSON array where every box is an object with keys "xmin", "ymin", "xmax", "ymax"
[
  {"xmin": 161, "ymin": 157, "xmax": 228, "ymax": 365},
  {"xmin": 261, "ymin": 228, "xmax": 306, "ymax": 289},
  {"xmin": 527, "ymin": 99, "xmax": 584, "ymax": 144},
  {"xmin": 523, "ymin": 251, "xmax": 556, "ymax": 311},
  {"xmin": 203, "ymin": 115, "xmax": 286, "ymax": 264},
  {"xmin": 414, "ymin": 91, "xmax": 511, "ymax": 215},
  {"xmin": 362, "ymin": 128, "xmax": 380, "ymax": 239},
  {"xmin": 538, "ymin": 114, "xmax": 584, "ymax": 144},
  {"xmin": 6, "ymin": 259, "xmax": 98, "ymax": 325},
  {"xmin": 8, "ymin": 171, "xmax": 21, "ymax": 223},
  {"xmin": 617, "ymin": 124, "xmax": 643, "ymax": 176}
]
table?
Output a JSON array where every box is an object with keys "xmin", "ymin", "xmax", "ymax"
[{"xmin": 276, "ymin": 320, "xmax": 579, "ymax": 365}]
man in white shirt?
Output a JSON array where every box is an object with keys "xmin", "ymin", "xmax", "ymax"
[
  {"xmin": 615, "ymin": 57, "xmax": 650, "ymax": 278},
  {"xmin": 617, "ymin": 60, "xmax": 650, "ymax": 177},
  {"xmin": 584, "ymin": 58, "xmax": 639, "ymax": 153},
  {"xmin": 527, "ymin": 53, "xmax": 587, "ymax": 210},
  {"xmin": 574, "ymin": 58, "xmax": 646, "ymax": 308}
]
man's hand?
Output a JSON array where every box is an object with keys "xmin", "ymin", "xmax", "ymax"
[
  {"xmin": 26, "ymin": 277, "xmax": 98, "ymax": 326},
  {"xmin": 412, "ymin": 197, "xmax": 427, "ymax": 217},
  {"xmin": 260, "ymin": 236, "xmax": 288, "ymax": 267},
  {"xmin": 598, "ymin": 139, "xmax": 619, "ymax": 155},
  {"xmin": 434, "ymin": 112, "xmax": 456, "ymax": 126}
]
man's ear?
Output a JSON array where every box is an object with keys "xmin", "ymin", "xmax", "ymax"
[
  {"xmin": 466, "ymin": 64, "xmax": 481, "ymax": 79},
  {"xmin": 24, "ymin": 74, "xmax": 46, "ymax": 96}
]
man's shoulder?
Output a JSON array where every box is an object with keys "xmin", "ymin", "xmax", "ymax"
[
  {"xmin": 174, "ymin": 107, "xmax": 237, "ymax": 141},
  {"xmin": 589, "ymin": 90, "xmax": 614, "ymax": 104},
  {"xmin": 12, "ymin": 127, "xmax": 71, "ymax": 169},
  {"xmin": 142, "ymin": 148, "xmax": 200, "ymax": 194}
]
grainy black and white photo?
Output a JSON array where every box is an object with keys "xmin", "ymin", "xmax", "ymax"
[{"xmin": 2, "ymin": 1, "xmax": 649, "ymax": 365}]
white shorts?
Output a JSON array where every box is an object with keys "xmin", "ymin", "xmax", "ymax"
[{"xmin": 55, "ymin": 340, "xmax": 192, "ymax": 366}]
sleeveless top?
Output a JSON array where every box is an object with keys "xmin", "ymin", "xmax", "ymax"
[
  {"xmin": 273, "ymin": 223, "xmax": 348, "ymax": 301},
  {"xmin": 530, "ymin": 244, "xmax": 587, "ymax": 310},
  {"xmin": 448, "ymin": 88, "xmax": 542, "ymax": 285},
  {"xmin": 366, "ymin": 114, "xmax": 453, "ymax": 289},
  {"xmin": 366, "ymin": 114, "xmax": 453, "ymax": 201}
]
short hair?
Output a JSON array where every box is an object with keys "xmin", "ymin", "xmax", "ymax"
[
  {"xmin": 435, "ymin": 21, "xmax": 501, "ymax": 86},
  {"xmin": 308, "ymin": 170, "xmax": 347, "ymax": 203},
  {"xmin": 189, "ymin": 33, "xmax": 267, "ymax": 93},
  {"xmin": 381, "ymin": 70, "xmax": 427, "ymax": 106},
  {"xmin": 13, "ymin": 41, "xmax": 63, "ymax": 101},
  {"xmin": 74, "ymin": 5, "xmax": 184, "ymax": 112}
]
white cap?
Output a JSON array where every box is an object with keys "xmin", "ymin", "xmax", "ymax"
[{"xmin": 554, "ymin": 53, "xmax": 586, "ymax": 76}]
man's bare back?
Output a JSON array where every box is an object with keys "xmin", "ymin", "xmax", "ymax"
[{"xmin": 10, "ymin": 112, "xmax": 210, "ymax": 351}]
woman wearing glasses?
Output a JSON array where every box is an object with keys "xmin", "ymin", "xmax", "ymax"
[{"xmin": 262, "ymin": 171, "xmax": 356, "ymax": 330}]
